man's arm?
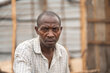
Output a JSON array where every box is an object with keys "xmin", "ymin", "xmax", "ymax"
[{"xmin": 13, "ymin": 44, "xmax": 31, "ymax": 73}]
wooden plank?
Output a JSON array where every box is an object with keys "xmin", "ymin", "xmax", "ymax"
[
  {"xmin": 106, "ymin": 46, "xmax": 110, "ymax": 73},
  {"xmin": 99, "ymin": 46, "xmax": 107, "ymax": 73},
  {"xmin": 61, "ymin": 0, "xmax": 66, "ymax": 47},
  {"xmin": 31, "ymin": 0, "xmax": 35, "ymax": 37},
  {"xmin": 93, "ymin": 0, "xmax": 106, "ymax": 41},
  {"xmin": 38, "ymin": 0, "xmax": 47, "ymax": 12},
  {"xmin": 105, "ymin": 0, "xmax": 110, "ymax": 19},
  {"xmin": 88, "ymin": 41, "xmax": 110, "ymax": 45},
  {"xmin": 71, "ymin": 69, "xmax": 100, "ymax": 73},
  {"xmin": 92, "ymin": 0, "xmax": 106, "ymax": 73},
  {"xmin": 43, "ymin": 0, "xmax": 47, "ymax": 11},
  {"xmin": 86, "ymin": 0, "xmax": 107, "ymax": 73},
  {"xmin": 11, "ymin": 0, "xmax": 17, "ymax": 73},
  {"xmin": 88, "ymin": 19, "xmax": 110, "ymax": 23},
  {"xmin": 86, "ymin": 0, "xmax": 94, "ymax": 41},
  {"xmin": 80, "ymin": 0, "xmax": 87, "ymax": 70},
  {"xmin": 106, "ymin": 24, "xmax": 110, "ymax": 41},
  {"xmin": 94, "ymin": 45, "xmax": 100, "ymax": 73},
  {"xmin": 105, "ymin": 0, "xmax": 110, "ymax": 42},
  {"xmin": 86, "ymin": 45, "xmax": 96, "ymax": 69},
  {"xmin": 86, "ymin": 0, "xmax": 97, "ymax": 71},
  {"xmin": 105, "ymin": 0, "xmax": 110, "ymax": 72},
  {"xmin": 93, "ymin": 0, "xmax": 105, "ymax": 73}
]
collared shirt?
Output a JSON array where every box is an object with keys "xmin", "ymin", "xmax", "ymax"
[{"xmin": 13, "ymin": 36, "xmax": 70, "ymax": 73}]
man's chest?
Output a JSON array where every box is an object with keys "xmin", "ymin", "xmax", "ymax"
[
  {"xmin": 30, "ymin": 54, "xmax": 66, "ymax": 73},
  {"xmin": 43, "ymin": 52, "xmax": 54, "ymax": 68}
]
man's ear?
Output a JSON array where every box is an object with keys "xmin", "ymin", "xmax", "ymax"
[
  {"xmin": 60, "ymin": 27, "xmax": 63, "ymax": 32},
  {"xmin": 35, "ymin": 26, "xmax": 39, "ymax": 34}
]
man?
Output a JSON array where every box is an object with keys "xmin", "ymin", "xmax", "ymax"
[{"xmin": 13, "ymin": 11, "xmax": 70, "ymax": 73}]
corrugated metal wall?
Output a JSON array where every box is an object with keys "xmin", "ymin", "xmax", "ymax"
[
  {"xmin": 0, "ymin": 0, "xmax": 81, "ymax": 61},
  {"xmin": 0, "ymin": 4, "xmax": 12, "ymax": 61}
]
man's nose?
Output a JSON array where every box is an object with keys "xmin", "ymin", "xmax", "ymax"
[{"xmin": 47, "ymin": 30, "xmax": 54, "ymax": 37}]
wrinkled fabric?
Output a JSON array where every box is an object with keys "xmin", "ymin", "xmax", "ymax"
[{"xmin": 13, "ymin": 36, "xmax": 70, "ymax": 73}]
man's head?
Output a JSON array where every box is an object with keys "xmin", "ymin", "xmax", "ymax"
[
  {"xmin": 35, "ymin": 11, "xmax": 62, "ymax": 48},
  {"xmin": 37, "ymin": 11, "xmax": 61, "ymax": 27}
]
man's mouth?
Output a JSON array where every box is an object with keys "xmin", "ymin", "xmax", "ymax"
[
  {"xmin": 45, "ymin": 40, "xmax": 55, "ymax": 44},
  {"xmin": 47, "ymin": 40, "xmax": 53, "ymax": 42}
]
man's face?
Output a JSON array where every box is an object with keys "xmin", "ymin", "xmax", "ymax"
[{"xmin": 35, "ymin": 15, "xmax": 62, "ymax": 48}]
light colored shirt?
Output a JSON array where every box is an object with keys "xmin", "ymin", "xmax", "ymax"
[{"xmin": 13, "ymin": 36, "xmax": 70, "ymax": 73}]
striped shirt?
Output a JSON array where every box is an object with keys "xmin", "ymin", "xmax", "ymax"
[{"xmin": 13, "ymin": 36, "xmax": 70, "ymax": 73}]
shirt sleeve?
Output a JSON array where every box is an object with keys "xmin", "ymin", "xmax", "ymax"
[
  {"xmin": 65, "ymin": 50, "xmax": 70, "ymax": 73},
  {"xmin": 13, "ymin": 43, "xmax": 31, "ymax": 73},
  {"xmin": 66, "ymin": 63, "xmax": 70, "ymax": 73}
]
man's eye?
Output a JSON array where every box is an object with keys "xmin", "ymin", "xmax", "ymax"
[
  {"xmin": 41, "ymin": 28, "xmax": 48, "ymax": 31},
  {"xmin": 53, "ymin": 28, "xmax": 59, "ymax": 32}
]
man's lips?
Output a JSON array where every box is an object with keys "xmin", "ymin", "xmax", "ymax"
[
  {"xmin": 45, "ymin": 39, "xmax": 55, "ymax": 42},
  {"xmin": 45, "ymin": 40, "xmax": 55, "ymax": 44}
]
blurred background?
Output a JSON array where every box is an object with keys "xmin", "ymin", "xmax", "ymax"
[{"xmin": 0, "ymin": 0, "xmax": 110, "ymax": 73}]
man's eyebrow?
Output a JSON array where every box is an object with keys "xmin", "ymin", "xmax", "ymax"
[
  {"xmin": 40, "ymin": 25, "xmax": 49, "ymax": 27},
  {"xmin": 43, "ymin": 20, "xmax": 59, "ymax": 23},
  {"xmin": 52, "ymin": 25, "xmax": 60, "ymax": 27}
]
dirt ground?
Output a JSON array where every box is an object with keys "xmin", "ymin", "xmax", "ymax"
[
  {"xmin": 0, "ymin": 61, "xmax": 12, "ymax": 73},
  {"xmin": 0, "ymin": 58, "xmax": 82, "ymax": 73},
  {"xmin": 70, "ymin": 58, "xmax": 82, "ymax": 72}
]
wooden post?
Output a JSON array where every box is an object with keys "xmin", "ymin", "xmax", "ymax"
[
  {"xmin": 105, "ymin": 0, "xmax": 110, "ymax": 72},
  {"xmin": 61, "ymin": 0, "xmax": 66, "ymax": 47},
  {"xmin": 93, "ymin": 0, "xmax": 106, "ymax": 72},
  {"xmin": 31, "ymin": 0, "xmax": 35, "ymax": 37},
  {"xmin": 93, "ymin": 0, "xmax": 100, "ymax": 71},
  {"xmin": 43, "ymin": 0, "xmax": 47, "ymax": 11},
  {"xmin": 11, "ymin": 0, "xmax": 17, "ymax": 72},
  {"xmin": 80, "ymin": 0, "xmax": 87, "ymax": 70}
]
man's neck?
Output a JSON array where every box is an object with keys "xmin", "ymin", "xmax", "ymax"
[
  {"xmin": 40, "ymin": 42, "xmax": 55, "ymax": 69},
  {"xmin": 41, "ymin": 46, "xmax": 55, "ymax": 54}
]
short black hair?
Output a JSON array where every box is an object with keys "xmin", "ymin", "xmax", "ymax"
[{"xmin": 37, "ymin": 11, "xmax": 61, "ymax": 27}]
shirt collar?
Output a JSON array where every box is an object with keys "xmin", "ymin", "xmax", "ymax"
[
  {"xmin": 34, "ymin": 36, "xmax": 62, "ymax": 57},
  {"xmin": 56, "ymin": 43, "xmax": 62, "ymax": 57},
  {"xmin": 34, "ymin": 36, "xmax": 42, "ymax": 54}
]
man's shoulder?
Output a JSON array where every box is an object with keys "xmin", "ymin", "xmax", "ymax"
[
  {"xmin": 15, "ymin": 38, "xmax": 36, "ymax": 52},
  {"xmin": 56, "ymin": 43, "xmax": 68, "ymax": 55},
  {"xmin": 17, "ymin": 38, "xmax": 35, "ymax": 47}
]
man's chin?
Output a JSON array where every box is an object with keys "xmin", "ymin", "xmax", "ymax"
[{"xmin": 46, "ymin": 43, "xmax": 56, "ymax": 48}]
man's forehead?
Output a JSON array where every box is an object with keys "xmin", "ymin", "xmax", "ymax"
[
  {"xmin": 40, "ymin": 15, "xmax": 59, "ymax": 23},
  {"xmin": 39, "ymin": 24, "xmax": 60, "ymax": 27}
]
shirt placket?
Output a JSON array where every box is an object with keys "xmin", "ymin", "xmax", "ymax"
[
  {"xmin": 41, "ymin": 53, "xmax": 49, "ymax": 73},
  {"xmin": 49, "ymin": 52, "xmax": 58, "ymax": 73},
  {"xmin": 45, "ymin": 59, "xmax": 49, "ymax": 73}
]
